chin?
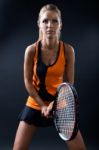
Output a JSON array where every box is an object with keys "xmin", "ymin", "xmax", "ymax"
[{"xmin": 47, "ymin": 35, "xmax": 56, "ymax": 39}]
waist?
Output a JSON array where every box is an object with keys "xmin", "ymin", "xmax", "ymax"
[{"xmin": 26, "ymin": 96, "xmax": 52, "ymax": 110}]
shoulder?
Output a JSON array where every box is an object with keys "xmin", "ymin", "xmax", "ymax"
[
  {"xmin": 64, "ymin": 42, "xmax": 75, "ymax": 56},
  {"xmin": 63, "ymin": 42, "xmax": 75, "ymax": 61},
  {"xmin": 24, "ymin": 42, "xmax": 38, "ymax": 60},
  {"xmin": 25, "ymin": 43, "xmax": 36, "ymax": 55}
]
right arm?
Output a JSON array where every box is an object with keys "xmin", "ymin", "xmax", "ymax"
[
  {"xmin": 24, "ymin": 44, "xmax": 45, "ymax": 108},
  {"xmin": 24, "ymin": 44, "xmax": 54, "ymax": 117}
]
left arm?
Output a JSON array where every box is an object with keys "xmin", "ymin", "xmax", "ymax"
[
  {"xmin": 45, "ymin": 44, "xmax": 75, "ymax": 117},
  {"xmin": 64, "ymin": 43, "xmax": 75, "ymax": 85}
]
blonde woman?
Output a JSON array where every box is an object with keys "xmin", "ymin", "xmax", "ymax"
[{"xmin": 13, "ymin": 4, "xmax": 86, "ymax": 150}]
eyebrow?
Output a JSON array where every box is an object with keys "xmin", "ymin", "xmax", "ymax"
[{"xmin": 42, "ymin": 17, "xmax": 59, "ymax": 21}]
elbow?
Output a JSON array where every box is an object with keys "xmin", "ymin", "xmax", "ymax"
[{"xmin": 24, "ymin": 78, "xmax": 32, "ymax": 90}]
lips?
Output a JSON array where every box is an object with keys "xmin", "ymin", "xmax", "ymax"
[{"xmin": 47, "ymin": 30, "xmax": 55, "ymax": 34}]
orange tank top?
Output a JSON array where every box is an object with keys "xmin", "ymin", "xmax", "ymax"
[{"xmin": 26, "ymin": 41, "xmax": 66, "ymax": 110}]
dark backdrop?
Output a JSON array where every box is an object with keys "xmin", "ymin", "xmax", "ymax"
[{"xmin": 0, "ymin": 0, "xmax": 99, "ymax": 149}]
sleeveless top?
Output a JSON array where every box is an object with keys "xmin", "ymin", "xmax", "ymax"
[{"xmin": 26, "ymin": 40, "xmax": 66, "ymax": 110}]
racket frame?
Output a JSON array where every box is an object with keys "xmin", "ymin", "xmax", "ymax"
[{"xmin": 53, "ymin": 82, "xmax": 79, "ymax": 141}]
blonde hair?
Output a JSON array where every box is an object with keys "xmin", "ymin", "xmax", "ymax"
[{"xmin": 37, "ymin": 4, "xmax": 62, "ymax": 41}]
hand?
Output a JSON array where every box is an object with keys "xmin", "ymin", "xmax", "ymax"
[
  {"xmin": 41, "ymin": 105, "xmax": 48, "ymax": 117},
  {"xmin": 41, "ymin": 101, "xmax": 54, "ymax": 118}
]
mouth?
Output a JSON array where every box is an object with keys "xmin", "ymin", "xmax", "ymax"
[{"xmin": 46, "ymin": 31, "xmax": 55, "ymax": 34}]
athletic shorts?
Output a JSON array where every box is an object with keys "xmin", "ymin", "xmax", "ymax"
[{"xmin": 18, "ymin": 106, "xmax": 54, "ymax": 127}]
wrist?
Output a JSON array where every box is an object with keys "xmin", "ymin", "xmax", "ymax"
[{"xmin": 35, "ymin": 96, "xmax": 45, "ymax": 108}]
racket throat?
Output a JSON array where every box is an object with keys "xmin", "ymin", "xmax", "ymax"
[{"xmin": 59, "ymin": 133, "xmax": 68, "ymax": 141}]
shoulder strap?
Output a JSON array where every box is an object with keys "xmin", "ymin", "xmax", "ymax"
[
  {"xmin": 33, "ymin": 41, "xmax": 39, "ymax": 60},
  {"xmin": 62, "ymin": 41, "xmax": 66, "ymax": 65}
]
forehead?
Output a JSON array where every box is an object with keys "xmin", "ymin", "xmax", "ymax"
[{"xmin": 40, "ymin": 10, "xmax": 60, "ymax": 20}]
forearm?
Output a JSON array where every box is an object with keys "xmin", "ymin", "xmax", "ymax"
[{"xmin": 25, "ymin": 80, "xmax": 45, "ymax": 108}]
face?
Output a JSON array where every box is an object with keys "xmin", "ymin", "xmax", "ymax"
[{"xmin": 38, "ymin": 10, "xmax": 62, "ymax": 39}]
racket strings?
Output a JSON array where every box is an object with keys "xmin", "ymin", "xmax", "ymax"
[{"xmin": 54, "ymin": 85, "xmax": 76, "ymax": 139}]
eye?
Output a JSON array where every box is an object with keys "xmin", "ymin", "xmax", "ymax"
[
  {"xmin": 52, "ymin": 19, "xmax": 58, "ymax": 24},
  {"xmin": 42, "ymin": 19, "xmax": 48, "ymax": 24}
]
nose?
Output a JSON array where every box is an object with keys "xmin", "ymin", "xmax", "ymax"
[{"xmin": 47, "ymin": 21, "xmax": 53, "ymax": 27}]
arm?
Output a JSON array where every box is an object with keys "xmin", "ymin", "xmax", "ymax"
[
  {"xmin": 24, "ymin": 44, "xmax": 45, "ymax": 108},
  {"xmin": 24, "ymin": 44, "xmax": 54, "ymax": 117},
  {"xmin": 64, "ymin": 43, "xmax": 75, "ymax": 85},
  {"xmin": 45, "ymin": 44, "xmax": 75, "ymax": 117}
]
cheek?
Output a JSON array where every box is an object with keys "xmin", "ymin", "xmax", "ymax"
[
  {"xmin": 39, "ymin": 23, "xmax": 45, "ymax": 30},
  {"xmin": 56, "ymin": 26, "xmax": 61, "ymax": 32}
]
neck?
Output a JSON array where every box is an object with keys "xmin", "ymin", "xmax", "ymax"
[{"xmin": 41, "ymin": 38, "xmax": 59, "ymax": 50}]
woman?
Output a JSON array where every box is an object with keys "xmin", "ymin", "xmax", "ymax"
[{"xmin": 13, "ymin": 4, "xmax": 86, "ymax": 150}]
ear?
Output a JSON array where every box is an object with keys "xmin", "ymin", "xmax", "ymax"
[{"xmin": 60, "ymin": 22, "xmax": 62, "ymax": 30}]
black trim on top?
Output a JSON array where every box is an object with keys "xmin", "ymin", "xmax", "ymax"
[
  {"xmin": 41, "ymin": 41, "xmax": 60, "ymax": 67},
  {"xmin": 36, "ymin": 41, "xmax": 58, "ymax": 101}
]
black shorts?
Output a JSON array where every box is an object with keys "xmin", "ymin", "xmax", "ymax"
[{"xmin": 18, "ymin": 106, "xmax": 54, "ymax": 127}]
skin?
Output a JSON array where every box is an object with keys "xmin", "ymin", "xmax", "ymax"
[{"xmin": 13, "ymin": 10, "xmax": 86, "ymax": 150}]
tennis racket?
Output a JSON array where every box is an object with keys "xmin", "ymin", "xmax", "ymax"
[{"xmin": 53, "ymin": 82, "xmax": 79, "ymax": 141}]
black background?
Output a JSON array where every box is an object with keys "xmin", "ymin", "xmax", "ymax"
[{"xmin": 0, "ymin": 0, "xmax": 99, "ymax": 149}]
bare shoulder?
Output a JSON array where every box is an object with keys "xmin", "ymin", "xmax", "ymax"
[
  {"xmin": 24, "ymin": 42, "xmax": 37, "ymax": 58},
  {"xmin": 63, "ymin": 42, "xmax": 75, "ymax": 64},
  {"xmin": 64, "ymin": 43, "xmax": 75, "ymax": 56}
]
